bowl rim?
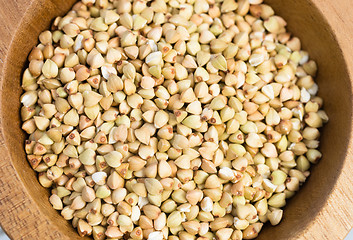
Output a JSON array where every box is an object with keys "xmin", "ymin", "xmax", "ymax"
[{"xmin": 0, "ymin": 0, "xmax": 353, "ymax": 239}]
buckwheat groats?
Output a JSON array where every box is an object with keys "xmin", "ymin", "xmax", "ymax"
[{"xmin": 20, "ymin": 0, "xmax": 328, "ymax": 239}]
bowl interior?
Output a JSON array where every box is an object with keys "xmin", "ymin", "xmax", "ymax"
[{"xmin": 1, "ymin": 0, "xmax": 351, "ymax": 239}]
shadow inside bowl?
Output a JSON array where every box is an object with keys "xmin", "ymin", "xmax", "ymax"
[{"xmin": 258, "ymin": 0, "xmax": 352, "ymax": 238}]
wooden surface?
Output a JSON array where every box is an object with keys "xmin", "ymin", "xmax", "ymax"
[
  {"xmin": 0, "ymin": 1, "xmax": 86, "ymax": 239},
  {"xmin": 0, "ymin": 0, "xmax": 352, "ymax": 239}
]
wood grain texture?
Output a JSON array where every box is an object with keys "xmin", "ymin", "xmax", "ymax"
[
  {"xmin": 0, "ymin": 0, "xmax": 352, "ymax": 239},
  {"xmin": 0, "ymin": 1, "xmax": 88, "ymax": 239}
]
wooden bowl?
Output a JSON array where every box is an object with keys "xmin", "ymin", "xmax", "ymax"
[{"xmin": 0, "ymin": 0, "xmax": 352, "ymax": 239}]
